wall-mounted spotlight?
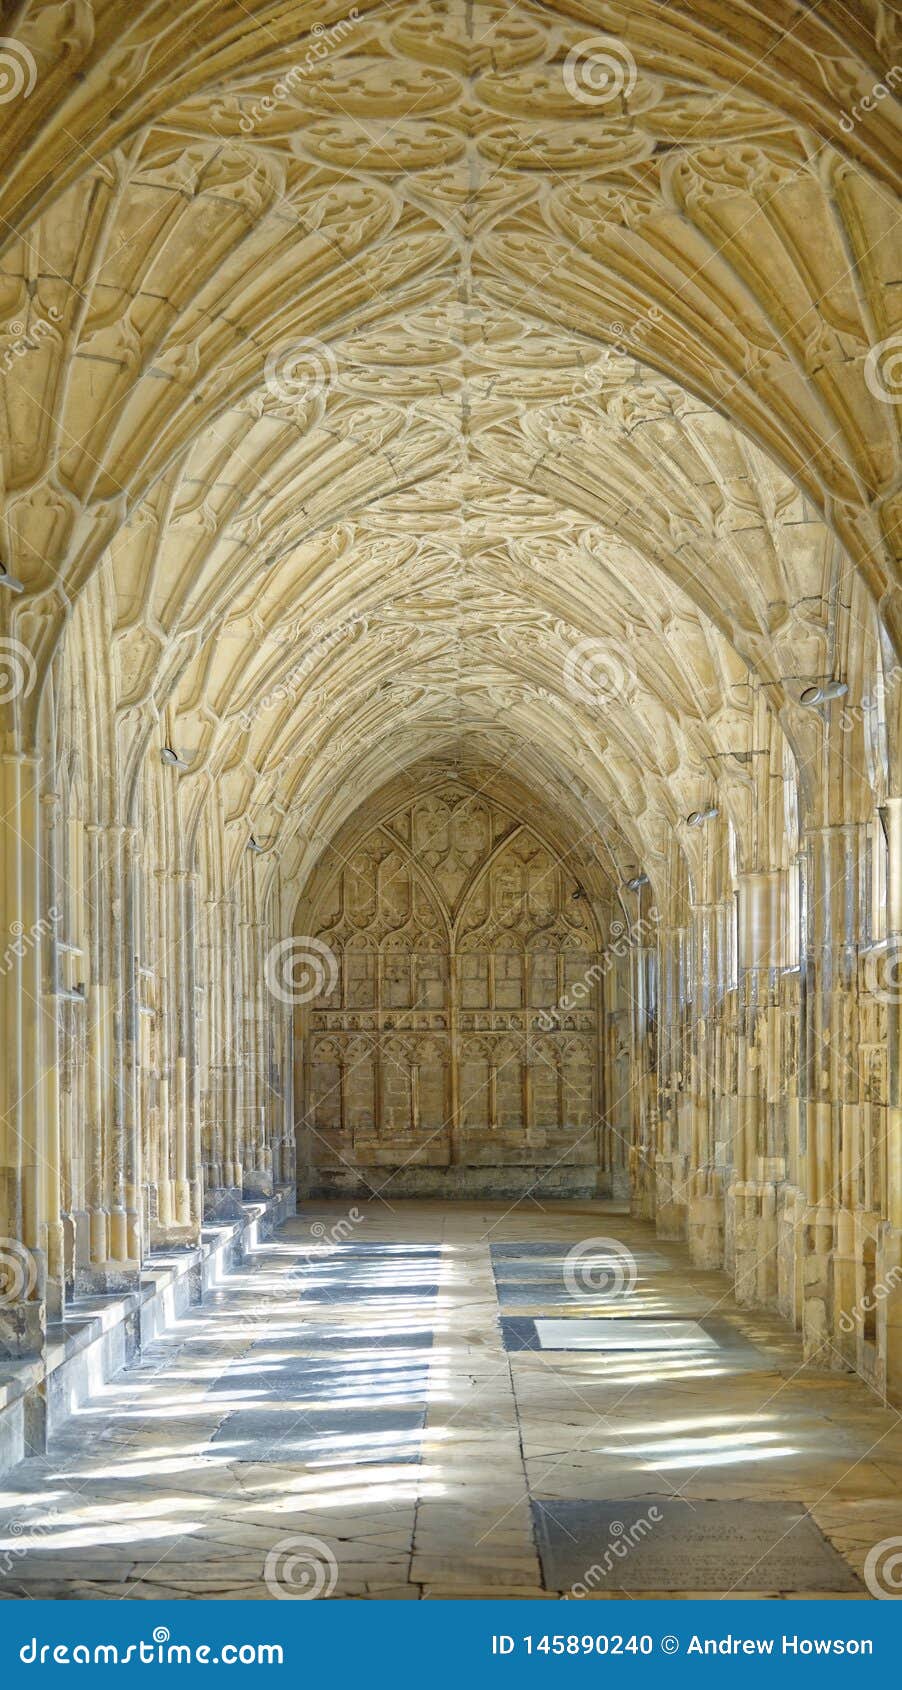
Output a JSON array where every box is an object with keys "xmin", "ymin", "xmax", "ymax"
[
  {"xmin": 624, "ymin": 873, "xmax": 649, "ymax": 890},
  {"xmin": 686, "ymin": 805, "xmax": 719, "ymax": 827},
  {"xmin": 571, "ymin": 882, "xmax": 587, "ymax": 900},
  {"xmin": 247, "ymin": 836, "xmax": 265, "ymax": 853},
  {"xmin": 160, "ymin": 746, "xmax": 190, "ymax": 769},
  {"xmin": 0, "ymin": 566, "xmax": 24, "ymax": 594},
  {"xmin": 799, "ymin": 678, "xmax": 848, "ymax": 706}
]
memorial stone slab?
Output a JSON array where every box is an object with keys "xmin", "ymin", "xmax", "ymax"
[{"xmin": 532, "ymin": 1499, "xmax": 862, "ymax": 1592}]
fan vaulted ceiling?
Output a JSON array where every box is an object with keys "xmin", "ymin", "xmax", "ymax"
[{"xmin": 1, "ymin": 0, "xmax": 899, "ymax": 892}]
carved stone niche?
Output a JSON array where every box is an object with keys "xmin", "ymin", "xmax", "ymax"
[{"xmin": 299, "ymin": 777, "xmax": 608, "ymax": 1199}]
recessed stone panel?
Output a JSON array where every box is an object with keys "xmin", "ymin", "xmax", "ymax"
[
  {"xmin": 533, "ymin": 1317, "xmax": 719, "ymax": 1351},
  {"xmin": 209, "ymin": 1404, "xmax": 427, "ymax": 1464},
  {"xmin": 531, "ymin": 1500, "xmax": 862, "ymax": 1593}
]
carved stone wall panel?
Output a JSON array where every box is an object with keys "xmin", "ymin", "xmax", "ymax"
[{"xmin": 300, "ymin": 777, "xmax": 603, "ymax": 1192}]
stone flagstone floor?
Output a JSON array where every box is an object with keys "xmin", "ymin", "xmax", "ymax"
[{"xmin": 1, "ymin": 1201, "xmax": 901, "ymax": 1600}]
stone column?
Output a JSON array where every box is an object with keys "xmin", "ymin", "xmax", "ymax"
[
  {"xmin": 0, "ymin": 753, "xmax": 47, "ymax": 1358},
  {"xmin": 121, "ymin": 827, "xmax": 142, "ymax": 1269},
  {"xmin": 687, "ymin": 898, "xmax": 733, "ymax": 1268},
  {"xmin": 181, "ymin": 871, "xmax": 203, "ymax": 1236},
  {"xmin": 223, "ymin": 896, "xmax": 244, "ymax": 1203},
  {"xmin": 151, "ymin": 867, "xmax": 202, "ymax": 1248},
  {"xmin": 272, "ymin": 1003, "xmax": 295, "ymax": 1188},
  {"xmin": 731, "ymin": 869, "xmax": 784, "ymax": 1306},
  {"xmin": 202, "ymin": 894, "xmax": 246, "ymax": 1218},
  {"xmin": 148, "ymin": 866, "xmax": 171, "ymax": 1244},
  {"xmin": 655, "ymin": 923, "xmax": 689, "ymax": 1239},
  {"xmin": 800, "ymin": 823, "xmax": 867, "ymax": 1363},
  {"xmin": 40, "ymin": 787, "xmax": 65, "ymax": 1320},
  {"xmin": 628, "ymin": 925, "xmax": 658, "ymax": 1222},
  {"xmin": 78, "ymin": 823, "xmax": 137, "ymax": 1293},
  {"xmin": 880, "ymin": 796, "xmax": 902, "ymax": 1400},
  {"xmin": 242, "ymin": 917, "xmax": 274, "ymax": 1198}
]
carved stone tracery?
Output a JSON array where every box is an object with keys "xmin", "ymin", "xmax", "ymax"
[{"xmin": 303, "ymin": 779, "xmax": 601, "ymax": 1185}]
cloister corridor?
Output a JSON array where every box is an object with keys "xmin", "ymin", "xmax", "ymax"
[
  {"xmin": 2, "ymin": 0, "xmax": 902, "ymax": 1611},
  {"xmin": 1, "ymin": 1200, "xmax": 902, "ymax": 1602}
]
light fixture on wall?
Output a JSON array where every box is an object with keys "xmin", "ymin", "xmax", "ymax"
[
  {"xmin": 799, "ymin": 678, "xmax": 848, "ymax": 706},
  {"xmin": 0, "ymin": 565, "xmax": 24, "ymax": 594},
  {"xmin": 571, "ymin": 882, "xmax": 587, "ymax": 900},
  {"xmin": 160, "ymin": 746, "xmax": 190, "ymax": 769},
  {"xmin": 624, "ymin": 873, "xmax": 649, "ymax": 890},
  {"xmin": 745, "ymin": 674, "xmax": 851, "ymax": 705},
  {"xmin": 247, "ymin": 836, "xmax": 265, "ymax": 853},
  {"xmin": 686, "ymin": 805, "xmax": 719, "ymax": 827}
]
